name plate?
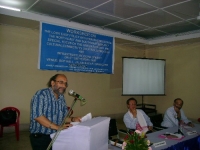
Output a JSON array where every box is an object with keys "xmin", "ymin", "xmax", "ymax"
[
  {"xmin": 110, "ymin": 139, "xmax": 123, "ymax": 148},
  {"xmin": 153, "ymin": 141, "xmax": 166, "ymax": 148},
  {"xmin": 187, "ymin": 131, "xmax": 197, "ymax": 135}
]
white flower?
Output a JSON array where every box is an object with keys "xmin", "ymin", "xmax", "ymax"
[
  {"xmin": 147, "ymin": 140, "xmax": 150, "ymax": 146},
  {"xmin": 148, "ymin": 147, "xmax": 152, "ymax": 150},
  {"xmin": 135, "ymin": 130, "xmax": 141, "ymax": 134},
  {"xmin": 122, "ymin": 141, "xmax": 127, "ymax": 150}
]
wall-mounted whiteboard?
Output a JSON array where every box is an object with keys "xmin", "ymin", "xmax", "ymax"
[{"xmin": 122, "ymin": 57, "xmax": 166, "ymax": 95}]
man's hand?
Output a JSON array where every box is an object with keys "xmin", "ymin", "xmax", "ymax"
[
  {"xmin": 174, "ymin": 107, "xmax": 181, "ymax": 119},
  {"xmin": 148, "ymin": 126, "xmax": 153, "ymax": 131},
  {"xmin": 187, "ymin": 122, "xmax": 194, "ymax": 127},
  {"xmin": 174, "ymin": 106, "xmax": 180, "ymax": 113},
  {"xmin": 71, "ymin": 117, "xmax": 81, "ymax": 122},
  {"xmin": 62, "ymin": 123, "xmax": 73, "ymax": 129}
]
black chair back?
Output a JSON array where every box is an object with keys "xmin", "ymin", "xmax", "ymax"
[{"xmin": 109, "ymin": 119, "xmax": 118, "ymax": 138}]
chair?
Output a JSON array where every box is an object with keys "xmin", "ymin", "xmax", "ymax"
[
  {"xmin": 109, "ymin": 119, "xmax": 119, "ymax": 139},
  {"xmin": 108, "ymin": 119, "xmax": 127, "ymax": 148},
  {"xmin": 0, "ymin": 107, "xmax": 20, "ymax": 141},
  {"xmin": 149, "ymin": 114, "xmax": 167, "ymax": 131},
  {"xmin": 137, "ymin": 104, "xmax": 157, "ymax": 115},
  {"xmin": 67, "ymin": 107, "xmax": 73, "ymax": 117},
  {"xmin": 108, "ymin": 119, "xmax": 127, "ymax": 140}
]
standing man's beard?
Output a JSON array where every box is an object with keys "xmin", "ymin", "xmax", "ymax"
[{"xmin": 52, "ymin": 85, "xmax": 66, "ymax": 95}]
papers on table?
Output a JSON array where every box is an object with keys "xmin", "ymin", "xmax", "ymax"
[
  {"xmin": 187, "ymin": 131, "xmax": 197, "ymax": 135},
  {"xmin": 70, "ymin": 122, "xmax": 79, "ymax": 126},
  {"xmin": 71, "ymin": 112, "xmax": 92, "ymax": 126},
  {"xmin": 159, "ymin": 132, "xmax": 184, "ymax": 140},
  {"xmin": 81, "ymin": 112, "xmax": 92, "ymax": 122},
  {"xmin": 183, "ymin": 125, "xmax": 192, "ymax": 129}
]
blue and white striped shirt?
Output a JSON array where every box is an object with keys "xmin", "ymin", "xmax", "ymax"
[{"xmin": 30, "ymin": 88, "xmax": 68, "ymax": 134}]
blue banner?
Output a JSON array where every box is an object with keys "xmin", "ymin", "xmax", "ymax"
[{"xmin": 38, "ymin": 22, "xmax": 114, "ymax": 74}]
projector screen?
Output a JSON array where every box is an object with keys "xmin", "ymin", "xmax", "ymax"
[{"xmin": 122, "ymin": 57, "xmax": 166, "ymax": 95}]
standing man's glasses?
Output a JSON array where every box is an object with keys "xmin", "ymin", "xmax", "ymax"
[{"xmin": 55, "ymin": 80, "xmax": 68, "ymax": 87}]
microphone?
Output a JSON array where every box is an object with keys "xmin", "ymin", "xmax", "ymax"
[{"xmin": 68, "ymin": 90, "xmax": 86, "ymax": 101}]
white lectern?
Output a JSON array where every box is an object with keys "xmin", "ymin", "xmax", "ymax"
[{"xmin": 50, "ymin": 117, "xmax": 110, "ymax": 150}]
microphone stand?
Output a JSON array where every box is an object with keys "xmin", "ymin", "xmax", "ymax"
[{"xmin": 46, "ymin": 98, "xmax": 80, "ymax": 150}]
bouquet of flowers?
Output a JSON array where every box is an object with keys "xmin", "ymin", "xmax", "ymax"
[{"xmin": 122, "ymin": 130, "xmax": 152, "ymax": 150}]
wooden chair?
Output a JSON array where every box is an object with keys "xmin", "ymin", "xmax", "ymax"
[{"xmin": 0, "ymin": 107, "xmax": 20, "ymax": 141}]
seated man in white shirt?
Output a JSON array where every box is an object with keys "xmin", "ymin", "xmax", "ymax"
[
  {"xmin": 161, "ymin": 98, "xmax": 194, "ymax": 128},
  {"xmin": 123, "ymin": 97, "xmax": 153, "ymax": 134}
]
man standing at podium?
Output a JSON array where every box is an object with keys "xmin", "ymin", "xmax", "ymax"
[{"xmin": 29, "ymin": 74, "xmax": 81, "ymax": 150}]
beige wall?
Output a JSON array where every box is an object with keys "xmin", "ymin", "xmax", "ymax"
[
  {"xmin": 1, "ymin": 25, "xmax": 199, "ymax": 124},
  {"xmin": 0, "ymin": 25, "xmax": 144, "ymax": 124},
  {"xmin": 145, "ymin": 43, "xmax": 200, "ymax": 121}
]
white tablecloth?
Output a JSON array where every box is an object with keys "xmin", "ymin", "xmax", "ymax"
[
  {"xmin": 109, "ymin": 123, "xmax": 200, "ymax": 150},
  {"xmin": 50, "ymin": 117, "xmax": 110, "ymax": 150}
]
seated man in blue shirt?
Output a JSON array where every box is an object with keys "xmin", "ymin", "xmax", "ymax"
[{"xmin": 161, "ymin": 98, "xmax": 194, "ymax": 128}]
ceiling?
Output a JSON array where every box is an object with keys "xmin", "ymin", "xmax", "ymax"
[{"xmin": 0, "ymin": 0, "xmax": 200, "ymax": 46}]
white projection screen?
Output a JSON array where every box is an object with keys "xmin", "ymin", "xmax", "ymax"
[{"xmin": 122, "ymin": 57, "xmax": 166, "ymax": 95}]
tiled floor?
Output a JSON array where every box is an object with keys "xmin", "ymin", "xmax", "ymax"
[
  {"xmin": 0, "ymin": 130, "xmax": 32, "ymax": 150},
  {"xmin": 0, "ymin": 118, "xmax": 126, "ymax": 150}
]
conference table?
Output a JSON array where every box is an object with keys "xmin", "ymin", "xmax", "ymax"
[{"xmin": 109, "ymin": 124, "xmax": 200, "ymax": 150}]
